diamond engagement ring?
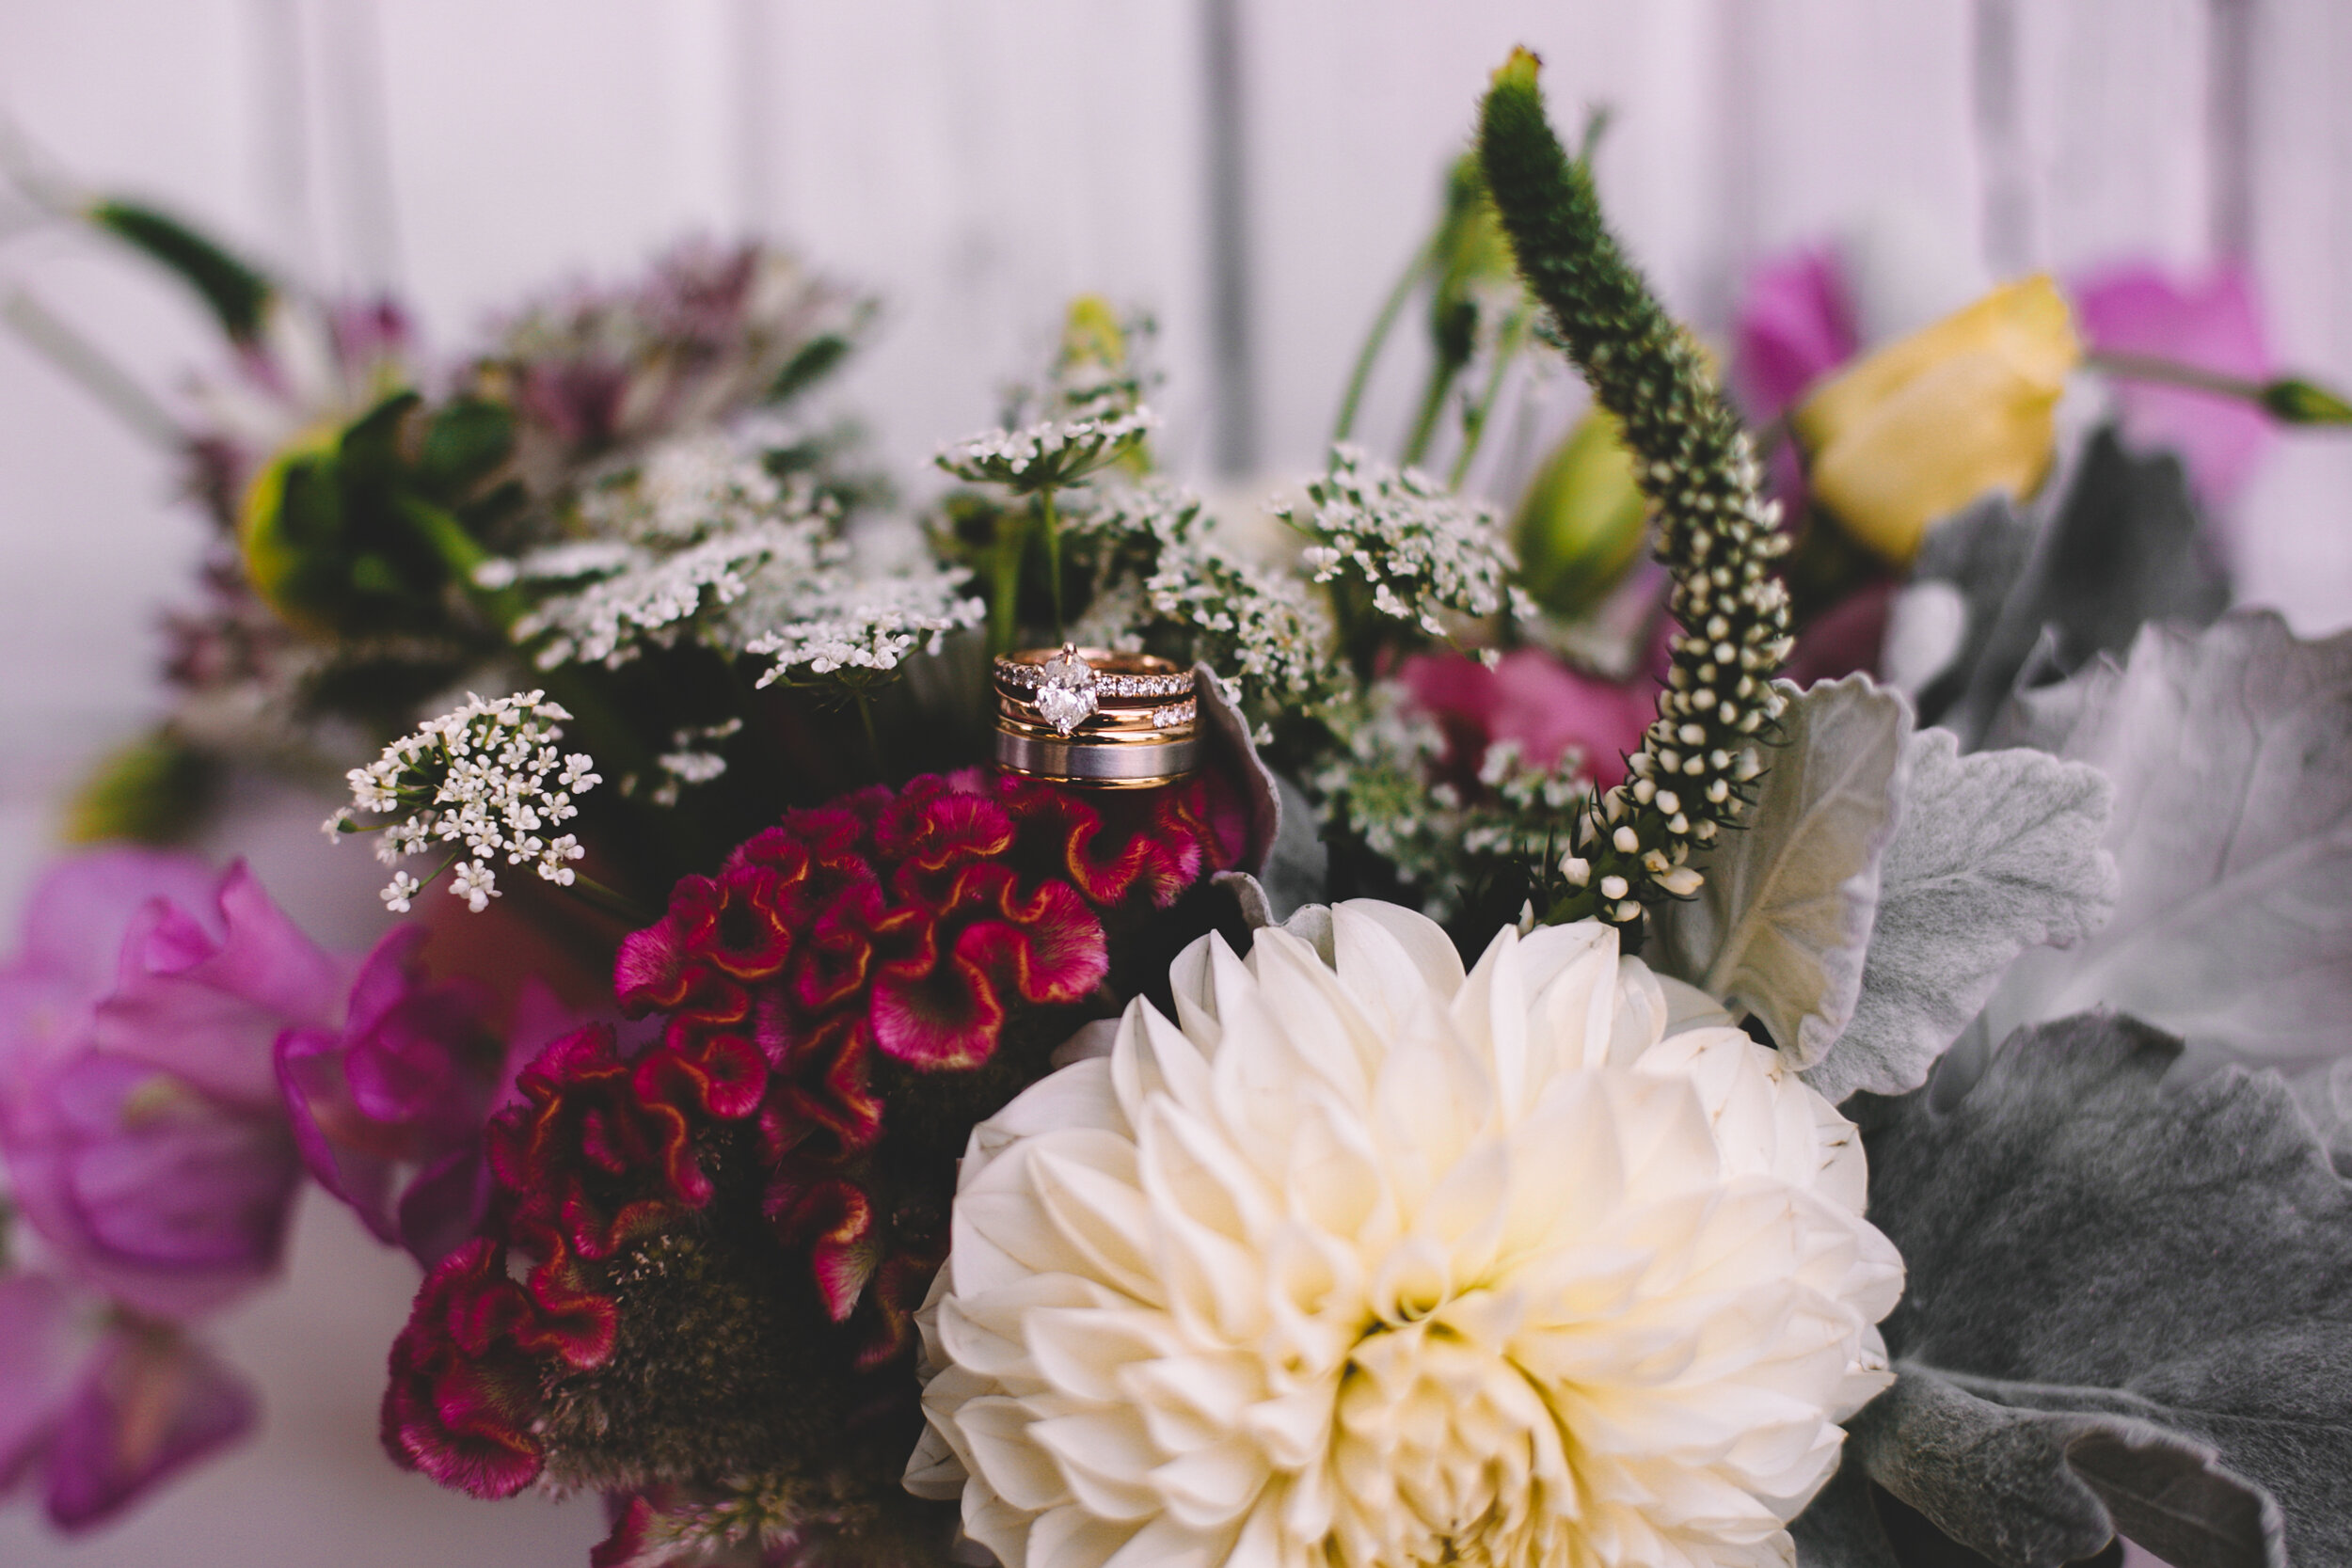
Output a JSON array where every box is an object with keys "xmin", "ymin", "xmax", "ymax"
[{"xmin": 993, "ymin": 644, "xmax": 1198, "ymax": 787}]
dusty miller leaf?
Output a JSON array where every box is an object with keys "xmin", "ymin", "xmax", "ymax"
[
  {"xmin": 1651, "ymin": 674, "xmax": 1911, "ymax": 1068},
  {"xmin": 1800, "ymin": 729, "xmax": 2119, "ymax": 1103},
  {"xmin": 1825, "ymin": 1010, "xmax": 2352, "ymax": 1565},
  {"xmin": 1981, "ymin": 611, "xmax": 2352, "ymax": 1077}
]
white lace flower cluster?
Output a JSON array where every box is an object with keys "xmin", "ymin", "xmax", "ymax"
[
  {"xmin": 1311, "ymin": 687, "xmax": 1593, "ymax": 919},
  {"xmin": 1294, "ymin": 444, "xmax": 1534, "ymax": 637},
  {"xmin": 479, "ymin": 433, "xmax": 851, "ymax": 670},
  {"xmin": 746, "ymin": 563, "xmax": 985, "ymax": 687},
  {"xmin": 325, "ymin": 690, "xmax": 599, "ymax": 913},
  {"xmin": 1068, "ymin": 482, "xmax": 1340, "ymax": 721},
  {"xmin": 935, "ymin": 405, "xmax": 1160, "ymax": 494},
  {"xmin": 910, "ymin": 901, "xmax": 1903, "ymax": 1568}
]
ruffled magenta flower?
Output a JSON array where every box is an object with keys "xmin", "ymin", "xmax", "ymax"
[
  {"xmin": 0, "ymin": 1273, "xmax": 257, "ymax": 1531},
  {"xmin": 2074, "ymin": 261, "xmax": 2274, "ymax": 509},
  {"xmin": 389, "ymin": 770, "xmax": 1236, "ymax": 1526},
  {"xmin": 1398, "ymin": 646, "xmax": 1657, "ymax": 790}
]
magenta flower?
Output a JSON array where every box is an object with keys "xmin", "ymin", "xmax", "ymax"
[
  {"xmin": 0, "ymin": 1272, "xmax": 257, "ymax": 1532},
  {"xmin": 276, "ymin": 926, "xmax": 500, "ymax": 1265},
  {"xmin": 278, "ymin": 942, "xmax": 596, "ymax": 1268},
  {"xmin": 0, "ymin": 851, "xmax": 343, "ymax": 1320},
  {"xmin": 1731, "ymin": 245, "xmax": 1861, "ymax": 426},
  {"xmin": 2074, "ymin": 261, "xmax": 2274, "ymax": 510},
  {"xmin": 1397, "ymin": 647, "xmax": 1657, "ymax": 789}
]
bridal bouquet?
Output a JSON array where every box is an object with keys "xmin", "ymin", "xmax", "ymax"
[{"xmin": 5, "ymin": 46, "xmax": 2351, "ymax": 1568}]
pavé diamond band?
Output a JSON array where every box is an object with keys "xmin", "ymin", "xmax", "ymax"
[{"xmin": 992, "ymin": 645, "xmax": 1197, "ymax": 787}]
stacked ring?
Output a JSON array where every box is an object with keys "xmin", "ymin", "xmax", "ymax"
[{"xmin": 993, "ymin": 644, "xmax": 1198, "ymax": 788}]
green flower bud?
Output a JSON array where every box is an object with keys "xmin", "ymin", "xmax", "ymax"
[
  {"xmin": 1512, "ymin": 408, "xmax": 1649, "ymax": 618},
  {"xmin": 2262, "ymin": 375, "xmax": 2352, "ymax": 425},
  {"xmin": 1428, "ymin": 154, "xmax": 1517, "ymax": 373}
]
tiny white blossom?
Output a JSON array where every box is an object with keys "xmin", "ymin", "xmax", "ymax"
[
  {"xmin": 1288, "ymin": 444, "xmax": 1533, "ymax": 636},
  {"xmin": 326, "ymin": 690, "xmax": 599, "ymax": 914},
  {"xmin": 449, "ymin": 861, "xmax": 499, "ymax": 912},
  {"xmin": 935, "ymin": 405, "xmax": 1160, "ymax": 493},
  {"xmin": 748, "ymin": 566, "xmax": 984, "ymax": 690}
]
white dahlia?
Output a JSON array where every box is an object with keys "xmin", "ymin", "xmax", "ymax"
[{"xmin": 905, "ymin": 901, "xmax": 1903, "ymax": 1568}]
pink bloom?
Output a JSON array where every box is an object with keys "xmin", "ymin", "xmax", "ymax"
[
  {"xmin": 0, "ymin": 851, "xmax": 341, "ymax": 1319},
  {"xmin": 275, "ymin": 926, "xmax": 502, "ymax": 1266},
  {"xmin": 1731, "ymin": 245, "xmax": 1860, "ymax": 426},
  {"xmin": 0, "ymin": 1273, "xmax": 256, "ymax": 1532},
  {"xmin": 2074, "ymin": 261, "xmax": 2273, "ymax": 510},
  {"xmin": 1397, "ymin": 647, "xmax": 1657, "ymax": 790}
]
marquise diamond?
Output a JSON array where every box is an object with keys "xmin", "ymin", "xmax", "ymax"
[{"xmin": 1035, "ymin": 646, "xmax": 1099, "ymax": 736}]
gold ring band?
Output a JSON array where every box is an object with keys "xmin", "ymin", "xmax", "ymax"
[{"xmin": 990, "ymin": 643, "xmax": 1198, "ymax": 787}]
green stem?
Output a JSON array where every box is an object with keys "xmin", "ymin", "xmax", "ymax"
[
  {"xmin": 568, "ymin": 872, "xmax": 658, "ymax": 927},
  {"xmin": 1335, "ymin": 238, "xmax": 1438, "ymax": 443},
  {"xmin": 1037, "ymin": 484, "xmax": 1065, "ymax": 641},
  {"xmin": 854, "ymin": 691, "xmax": 885, "ymax": 780},
  {"xmin": 1449, "ymin": 306, "xmax": 1533, "ymax": 488},
  {"xmin": 2084, "ymin": 349, "xmax": 2265, "ymax": 403},
  {"xmin": 1402, "ymin": 350, "xmax": 1467, "ymax": 468}
]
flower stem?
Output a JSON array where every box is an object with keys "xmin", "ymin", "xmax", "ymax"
[
  {"xmin": 1334, "ymin": 238, "xmax": 1438, "ymax": 444},
  {"xmin": 2084, "ymin": 349, "xmax": 2265, "ymax": 403},
  {"xmin": 1037, "ymin": 483, "xmax": 1066, "ymax": 641},
  {"xmin": 1450, "ymin": 305, "xmax": 1533, "ymax": 488},
  {"xmin": 854, "ymin": 690, "xmax": 885, "ymax": 780},
  {"xmin": 568, "ymin": 872, "xmax": 657, "ymax": 927}
]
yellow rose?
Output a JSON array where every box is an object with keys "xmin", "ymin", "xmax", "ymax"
[{"xmin": 1796, "ymin": 275, "xmax": 2079, "ymax": 563}]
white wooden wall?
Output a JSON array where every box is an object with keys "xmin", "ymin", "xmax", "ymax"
[{"xmin": 0, "ymin": 5, "xmax": 2348, "ymax": 1562}]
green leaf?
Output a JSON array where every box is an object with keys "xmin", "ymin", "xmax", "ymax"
[
  {"xmin": 416, "ymin": 395, "xmax": 514, "ymax": 495},
  {"xmin": 1650, "ymin": 674, "xmax": 1912, "ymax": 1067},
  {"xmin": 1982, "ymin": 611, "xmax": 2352, "ymax": 1077},
  {"xmin": 1801, "ymin": 728, "xmax": 2117, "ymax": 1104},
  {"xmin": 87, "ymin": 198, "xmax": 273, "ymax": 342},
  {"xmin": 1844, "ymin": 1009, "xmax": 2352, "ymax": 1563}
]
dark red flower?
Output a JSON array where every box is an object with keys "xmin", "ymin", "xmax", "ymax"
[
  {"xmin": 485, "ymin": 1026, "xmax": 707, "ymax": 1261},
  {"xmin": 868, "ymin": 865, "xmax": 1106, "ymax": 1070},
  {"xmin": 381, "ymin": 1238, "xmax": 548, "ymax": 1498}
]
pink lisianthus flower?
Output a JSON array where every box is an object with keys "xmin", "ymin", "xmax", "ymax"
[
  {"xmin": 0, "ymin": 1272, "xmax": 257, "ymax": 1532},
  {"xmin": 2074, "ymin": 261, "xmax": 2274, "ymax": 511},
  {"xmin": 1397, "ymin": 646, "xmax": 1657, "ymax": 790}
]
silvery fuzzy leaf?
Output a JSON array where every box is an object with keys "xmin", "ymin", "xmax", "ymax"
[
  {"xmin": 1842, "ymin": 1366, "xmax": 2280, "ymax": 1568},
  {"xmin": 1651, "ymin": 674, "xmax": 1912, "ymax": 1068},
  {"xmin": 1799, "ymin": 729, "xmax": 2118, "ymax": 1104},
  {"xmin": 1261, "ymin": 771, "xmax": 1329, "ymax": 921},
  {"xmin": 2287, "ymin": 1059, "xmax": 2352, "ymax": 1176},
  {"xmin": 1904, "ymin": 495, "xmax": 2034, "ymax": 727},
  {"xmin": 1789, "ymin": 1463, "xmax": 1904, "ymax": 1567},
  {"xmin": 1979, "ymin": 612, "xmax": 2352, "ymax": 1077},
  {"xmin": 1839, "ymin": 1009, "xmax": 2352, "ymax": 1564},
  {"xmin": 1941, "ymin": 429, "xmax": 2229, "ymax": 748}
]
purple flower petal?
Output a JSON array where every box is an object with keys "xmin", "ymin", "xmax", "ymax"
[
  {"xmin": 92, "ymin": 861, "xmax": 350, "ymax": 1110},
  {"xmin": 0, "ymin": 1274, "xmax": 82, "ymax": 1490},
  {"xmin": 2075, "ymin": 261, "xmax": 2274, "ymax": 510},
  {"xmin": 1732, "ymin": 245, "xmax": 1860, "ymax": 425},
  {"xmin": 40, "ymin": 1323, "xmax": 255, "ymax": 1531},
  {"xmin": 3, "ymin": 1050, "xmax": 298, "ymax": 1320}
]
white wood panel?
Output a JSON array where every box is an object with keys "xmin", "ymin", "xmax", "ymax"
[
  {"xmin": 2232, "ymin": 0, "xmax": 2352, "ymax": 632},
  {"xmin": 759, "ymin": 0, "xmax": 1214, "ymax": 485}
]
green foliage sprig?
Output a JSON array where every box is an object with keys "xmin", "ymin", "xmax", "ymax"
[{"xmin": 1478, "ymin": 48, "xmax": 1794, "ymax": 928}]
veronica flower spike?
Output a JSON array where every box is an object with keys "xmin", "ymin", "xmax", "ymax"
[{"xmin": 1478, "ymin": 50, "xmax": 1794, "ymax": 929}]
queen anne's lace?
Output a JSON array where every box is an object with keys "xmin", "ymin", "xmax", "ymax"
[
  {"xmin": 1294, "ymin": 445, "xmax": 1534, "ymax": 636},
  {"xmin": 910, "ymin": 901, "xmax": 1902, "ymax": 1568},
  {"xmin": 935, "ymin": 406, "xmax": 1159, "ymax": 494},
  {"xmin": 327, "ymin": 691, "xmax": 598, "ymax": 911}
]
